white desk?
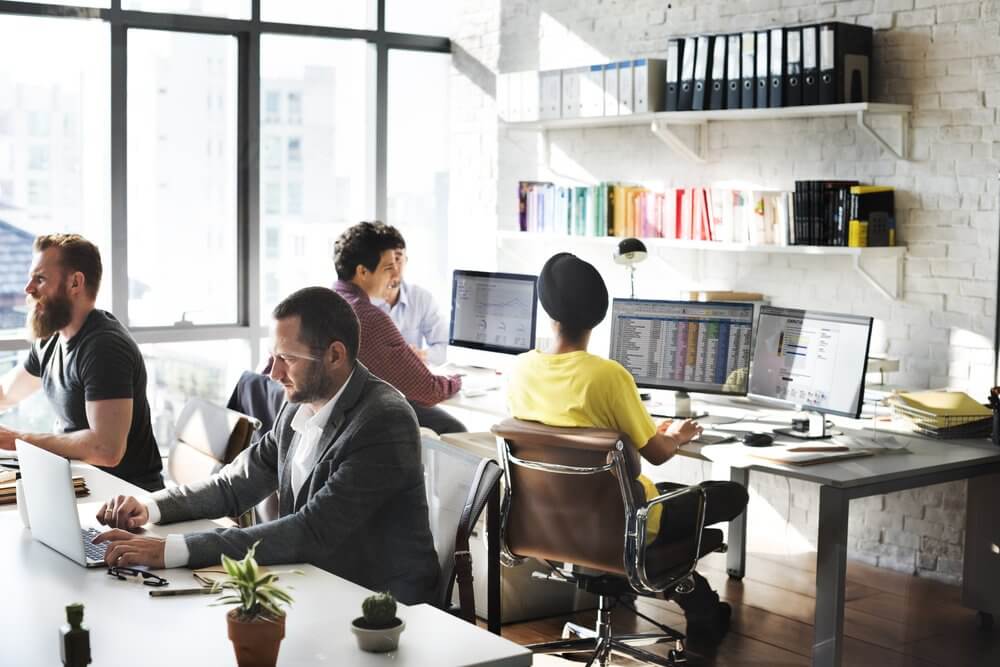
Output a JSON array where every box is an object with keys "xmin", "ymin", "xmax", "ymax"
[
  {"xmin": 0, "ymin": 465, "xmax": 531, "ymax": 667},
  {"xmin": 446, "ymin": 391, "xmax": 1000, "ymax": 667}
]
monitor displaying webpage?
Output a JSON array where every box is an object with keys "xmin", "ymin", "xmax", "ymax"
[
  {"xmin": 609, "ymin": 299, "xmax": 755, "ymax": 395},
  {"xmin": 748, "ymin": 306, "xmax": 872, "ymax": 417},
  {"xmin": 449, "ymin": 270, "xmax": 537, "ymax": 354}
]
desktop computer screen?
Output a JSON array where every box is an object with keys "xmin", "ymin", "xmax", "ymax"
[
  {"xmin": 748, "ymin": 306, "xmax": 873, "ymax": 418},
  {"xmin": 608, "ymin": 299, "xmax": 755, "ymax": 395},
  {"xmin": 449, "ymin": 270, "xmax": 538, "ymax": 354}
]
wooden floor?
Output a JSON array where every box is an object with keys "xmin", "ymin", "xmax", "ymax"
[{"xmin": 497, "ymin": 550, "xmax": 1000, "ymax": 666}]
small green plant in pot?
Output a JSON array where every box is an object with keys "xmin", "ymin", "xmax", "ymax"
[
  {"xmin": 211, "ymin": 541, "xmax": 301, "ymax": 667},
  {"xmin": 351, "ymin": 591, "xmax": 406, "ymax": 652}
]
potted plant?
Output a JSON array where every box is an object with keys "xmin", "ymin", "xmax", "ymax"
[
  {"xmin": 351, "ymin": 591, "xmax": 406, "ymax": 652},
  {"xmin": 211, "ymin": 541, "xmax": 300, "ymax": 667}
]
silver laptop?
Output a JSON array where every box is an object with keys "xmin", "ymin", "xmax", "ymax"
[{"xmin": 15, "ymin": 439, "xmax": 108, "ymax": 568}]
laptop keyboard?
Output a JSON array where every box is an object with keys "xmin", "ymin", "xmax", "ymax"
[
  {"xmin": 693, "ymin": 432, "xmax": 737, "ymax": 445},
  {"xmin": 82, "ymin": 527, "xmax": 108, "ymax": 562}
]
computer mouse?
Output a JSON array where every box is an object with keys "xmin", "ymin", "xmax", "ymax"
[{"xmin": 742, "ymin": 432, "xmax": 774, "ymax": 447}]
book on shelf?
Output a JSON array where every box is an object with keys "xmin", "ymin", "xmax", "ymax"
[{"xmin": 517, "ymin": 180, "xmax": 794, "ymax": 245}]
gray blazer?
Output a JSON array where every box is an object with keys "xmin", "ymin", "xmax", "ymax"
[{"xmin": 153, "ymin": 363, "xmax": 441, "ymax": 605}]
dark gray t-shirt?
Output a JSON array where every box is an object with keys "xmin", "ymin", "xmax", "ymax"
[{"xmin": 24, "ymin": 309, "xmax": 163, "ymax": 491}]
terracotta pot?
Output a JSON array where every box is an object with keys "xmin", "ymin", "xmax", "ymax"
[
  {"xmin": 350, "ymin": 616, "xmax": 405, "ymax": 652},
  {"xmin": 226, "ymin": 609, "xmax": 286, "ymax": 667}
]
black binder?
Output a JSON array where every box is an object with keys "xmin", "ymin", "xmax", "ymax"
[
  {"xmin": 755, "ymin": 30, "xmax": 769, "ymax": 108},
  {"xmin": 740, "ymin": 32, "xmax": 756, "ymax": 109},
  {"xmin": 709, "ymin": 34, "xmax": 728, "ymax": 110},
  {"xmin": 801, "ymin": 25, "xmax": 819, "ymax": 106},
  {"xmin": 785, "ymin": 27, "xmax": 802, "ymax": 107},
  {"xmin": 692, "ymin": 35, "xmax": 712, "ymax": 111},
  {"xmin": 665, "ymin": 38, "xmax": 684, "ymax": 111},
  {"xmin": 678, "ymin": 36, "xmax": 697, "ymax": 111},
  {"xmin": 726, "ymin": 34, "xmax": 742, "ymax": 109},
  {"xmin": 769, "ymin": 27, "xmax": 784, "ymax": 107},
  {"xmin": 819, "ymin": 22, "xmax": 873, "ymax": 105}
]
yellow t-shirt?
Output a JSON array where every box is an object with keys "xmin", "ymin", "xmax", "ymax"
[{"xmin": 506, "ymin": 350, "xmax": 662, "ymax": 542}]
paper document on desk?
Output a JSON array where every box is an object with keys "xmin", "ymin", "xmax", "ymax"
[{"xmin": 700, "ymin": 443, "xmax": 873, "ymax": 467}]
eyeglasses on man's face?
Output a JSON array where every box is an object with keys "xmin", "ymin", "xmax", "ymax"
[
  {"xmin": 270, "ymin": 349, "xmax": 321, "ymax": 366},
  {"xmin": 107, "ymin": 565, "xmax": 168, "ymax": 587}
]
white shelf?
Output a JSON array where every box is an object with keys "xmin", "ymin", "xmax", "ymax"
[
  {"xmin": 505, "ymin": 102, "xmax": 911, "ymax": 162},
  {"xmin": 496, "ymin": 231, "xmax": 906, "ymax": 299}
]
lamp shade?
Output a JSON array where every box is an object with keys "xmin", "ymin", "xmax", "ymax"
[{"xmin": 613, "ymin": 237, "xmax": 648, "ymax": 266}]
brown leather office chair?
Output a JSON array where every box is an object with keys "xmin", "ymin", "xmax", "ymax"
[{"xmin": 492, "ymin": 418, "xmax": 726, "ymax": 667}]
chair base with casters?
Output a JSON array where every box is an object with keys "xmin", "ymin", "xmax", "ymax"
[{"xmin": 491, "ymin": 418, "xmax": 730, "ymax": 667}]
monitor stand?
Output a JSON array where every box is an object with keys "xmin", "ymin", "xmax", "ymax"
[{"xmin": 773, "ymin": 410, "xmax": 832, "ymax": 440}]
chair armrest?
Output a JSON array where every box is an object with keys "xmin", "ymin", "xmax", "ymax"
[{"xmin": 625, "ymin": 484, "xmax": 708, "ymax": 594}]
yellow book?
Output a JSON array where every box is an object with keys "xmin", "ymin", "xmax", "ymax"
[{"xmin": 892, "ymin": 391, "xmax": 991, "ymax": 418}]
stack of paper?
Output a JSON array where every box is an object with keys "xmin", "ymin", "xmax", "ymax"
[{"xmin": 0, "ymin": 475, "xmax": 90, "ymax": 505}]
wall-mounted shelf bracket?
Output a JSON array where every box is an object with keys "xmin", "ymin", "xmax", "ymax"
[
  {"xmin": 856, "ymin": 109, "xmax": 909, "ymax": 160},
  {"xmin": 650, "ymin": 121, "xmax": 707, "ymax": 163},
  {"xmin": 853, "ymin": 249, "xmax": 903, "ymax": 300}
]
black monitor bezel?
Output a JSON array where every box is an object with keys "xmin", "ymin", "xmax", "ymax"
[
  {"xmin": 449, "ymin": 270, "xmax": 538, "ymax": 355},
  {"xmin": 609, "ymin": 297, "xmax": 756, "ymax": 397},
  {"xmin": 747, "ymin": 305, "xmax": 873, "ymax": 419}
]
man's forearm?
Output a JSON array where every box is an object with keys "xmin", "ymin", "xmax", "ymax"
[{"xmin": 15, "ymin": 429, "xmax": 125, "ymax": 467}]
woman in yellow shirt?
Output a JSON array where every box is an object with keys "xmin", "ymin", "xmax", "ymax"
[{"xmin": 507, "ymin": 252, "xmax": 748, "ymax": 646}]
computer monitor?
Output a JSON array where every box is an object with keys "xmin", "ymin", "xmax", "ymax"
[
  {"xmin": 748, "ymin": 305, "xmax": 873, "ymax": 436},
  {"xmin": 608, "ymin": 298, "xmax": 755, "ymax": 400},
  {"xmin": 449, "ymin": 270, "xmax": 538, "ymax": 355}
]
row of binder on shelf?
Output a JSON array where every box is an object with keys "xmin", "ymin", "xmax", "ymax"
[
  {"xmin": 497, "ymin": 22, "xmax": 873, "ymax": 122},
  {"xmin": 498, "ymin": 60, "xmax": 664, "ymax": 122},
  {"xmin": 666, "ymin": 22, "xmax": 872, "ymax": 112},
  {"xmin": 518, "ymin": 181, "xmax": 793, "ymax": 246},
  {"xmin": 793, "ymin": 182, "xmax": 895, "ymax": 247}
]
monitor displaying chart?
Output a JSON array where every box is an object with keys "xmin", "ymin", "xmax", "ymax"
[
  {"xmin": 748, "ymin": 306, "xmax": 873, "ymax": 418},
  {"xmin": 609, "ymin": 299, "xmax": 755, "ymax": 395},
  {"xmin": 449, "ymin": 270, "xmax": 538, "ymax": 354}
]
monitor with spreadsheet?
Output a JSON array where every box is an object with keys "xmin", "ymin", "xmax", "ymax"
[
  {"xmin": 608, "ymin": 298, "xmax": 755, "ymax": 396},
  {"xmin": 748, "ymin": 306, "xmax": 873, "ymax": 419},
  {"xmin": 449, "ymin": 270, "xmax": 538, "ymax": 355}
]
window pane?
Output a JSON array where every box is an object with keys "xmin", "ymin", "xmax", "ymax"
[
  {"xmin": 123, "ymin": 0, "xmax": 250, "ymax": 19},
  {"xmin": 387, "ymin": 50, "xmax": 451, "ymax": 299},
  {"xmin": 261, "ymin": 0, "xmax": 374, "ymax": 30},
  {"xmin": 386, "ymin": 0, "xmax": 453, "ymax": 37},
  {"xmin": 141, "ymin": 340, "xmax": 251, "ymax": 446},
  {"xmin": 0, "ymin": 351, "xmax": 52, "ymax": 432},
  {"xmin": 127, "ymin": 30, "xmax": 238, "ymax": 327},
  {"xmin": 0, "ymin": 16, "xmax": 111, "ymax": 338},
  {"xmin": 259, "ymin": 35, "xmax": 375, "ymax": 323}
]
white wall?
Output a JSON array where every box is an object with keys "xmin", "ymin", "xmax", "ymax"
[{"xmin": 449, "ymin": 0, "xmax": 1000, "ymax": 583}]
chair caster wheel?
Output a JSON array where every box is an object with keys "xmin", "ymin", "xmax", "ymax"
[
  {"xmin": 668, "ymin": 648, "xmax": 688, "ymax": 664},
  {"xmin": 977, "ymin": 611, "xmax": 993, "ymax": 631}
]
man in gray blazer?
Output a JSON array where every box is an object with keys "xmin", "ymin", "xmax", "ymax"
[{"xmin": 94, "ymin": 287, "xmax": 440, "ymax": 605}]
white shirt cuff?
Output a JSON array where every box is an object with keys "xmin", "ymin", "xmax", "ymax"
[
  {"xmin": 163, "ymin": 534, "xmax": 190, "ymax": 569},
  {"xmin": 144, "ymin": 498, "xmax": 161, "ymax": 524}
]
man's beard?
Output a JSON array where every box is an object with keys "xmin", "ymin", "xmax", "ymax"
[
  {"xmin": 287, "ymin": 361, "xmax": 336, "ymax": 405},
  {"xmin": 27, "ymin": 289, "xmax": 73, "ymax": 340}
]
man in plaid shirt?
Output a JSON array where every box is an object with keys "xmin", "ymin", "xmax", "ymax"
[{"xmin": 332, "ymin": 222, "xmax": 466, "ymax": 435}]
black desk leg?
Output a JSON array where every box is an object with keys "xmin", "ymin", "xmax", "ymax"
[
  {"xmin": 727, "ymin": 467, "xmax": 750, "ymax": 579},
  {"xmin": 813, "ymin": 485, "xmax": 849, "ymax": 667}
]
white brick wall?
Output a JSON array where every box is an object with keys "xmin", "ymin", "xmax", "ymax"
[{"xmin": 449, "ymin": 0, "xmax": 1000, "ymax": 584}]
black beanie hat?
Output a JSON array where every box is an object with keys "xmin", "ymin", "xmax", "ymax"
[{"xmin": 538, "ymin": 252, "xmax": 609, "ymax": 331}]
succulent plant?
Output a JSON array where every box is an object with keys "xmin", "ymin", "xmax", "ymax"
[{"xmin": 361, "ymin": 592, "xmax": 398, "ymax": 629}]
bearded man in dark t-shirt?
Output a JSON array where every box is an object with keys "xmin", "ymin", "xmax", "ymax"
[{"xmin": 0, "ymin": 234, "xmax": 163, "ymax": 491}]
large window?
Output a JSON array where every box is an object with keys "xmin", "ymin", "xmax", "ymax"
[
  {"xmin": 387, "ymin": 49, "xmax": 451, "ymax": 298},
  {"xmin": 0, "ymin": 1, "xmax": 449, "ymax": 426},
  {"xmin": 0, "ymin": 14, "xmax": 110, "ymax": 338},
  {"xmin": 126, "ymin": 30, "xmax": 239, "ymax": 327},
  {"xmin": 258, "ymin": 34, "xmax": 375, "ymax": 323}
]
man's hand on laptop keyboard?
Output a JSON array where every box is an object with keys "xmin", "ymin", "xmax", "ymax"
[
  {"xmin": 96, "ymin": 494, "xmax": 149, "ymax": 530},
  {"xmin": 95, "ymin": 529, "xmax": 166, "ymax": 569}
]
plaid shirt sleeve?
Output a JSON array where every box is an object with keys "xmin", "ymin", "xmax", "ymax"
[{"xmin": 356, "ymin": 301, "xmax": 461, "ymax": 406}]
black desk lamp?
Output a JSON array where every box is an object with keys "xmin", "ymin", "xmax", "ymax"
[{"xmin": 613, "ymin": 237, "xmax": 647, "ymax": 299}]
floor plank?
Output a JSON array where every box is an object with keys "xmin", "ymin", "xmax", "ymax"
[{"xmin": 496, "ymin": 551, "xmax": 1000, "ymax": 666}]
